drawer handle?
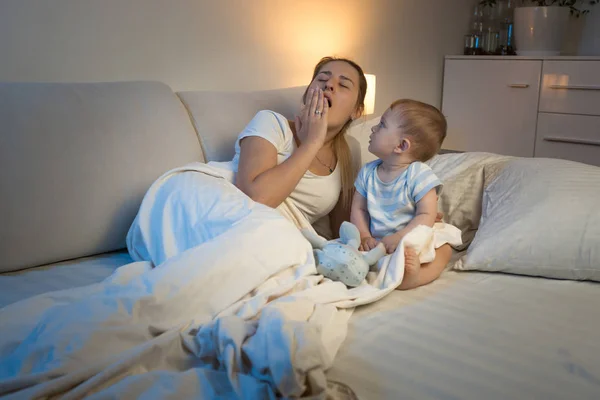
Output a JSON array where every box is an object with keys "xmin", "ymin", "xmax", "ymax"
[
  {"xmin": 508, "ymin": 83, "xmax": 530, "ymax": 88},
  {"xmin": 543, "ymin": 136, "xmax": 600, "ymax": 147},
  {"xmin": 549, "ymin": 84, "xmax": 600, "ymax": 91}
]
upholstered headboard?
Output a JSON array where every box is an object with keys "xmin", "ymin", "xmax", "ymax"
[
  {"xmin": 177, "ymin": 85, "xmax": 377, "ymax": 169},
  {"xmin": 177, "ymin": 86, "xmax": 306, "ymax": 162},
  {"xmin": 0, "ymin": 80, "xmax": 380, "ymax": 271},
  {"xmin": 0, "ymin": 81, "xmax": 203, "ymax": 272}
]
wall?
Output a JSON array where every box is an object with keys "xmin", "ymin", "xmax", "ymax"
[
  {"xmin": 578, "ymin": 12, "xmax": 600, "ymax": 55},
  {"xmin": 0, "ymin": 0, "xmax": 475, "ymax": 114}
]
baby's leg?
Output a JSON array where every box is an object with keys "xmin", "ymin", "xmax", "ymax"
[{"xmin": 397, "ymin": 244, "xmax": 452, "ymax": 290}]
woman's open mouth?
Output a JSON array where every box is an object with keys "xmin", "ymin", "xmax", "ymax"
[{"xmin": 323, "ymin": 93, "xmax": 333, "ymax": 108}]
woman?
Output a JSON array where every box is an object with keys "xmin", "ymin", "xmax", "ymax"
[
  {"xmin": 233, "ymin": 56, "xmax": 367, "ymax": 234},
  {"xmin": 127, "ymin": 56, "xmax": 367, "ymax": 266},
  {"xmin": 128, "ymin": 56, "xmax": 452, "ymax": 290}
]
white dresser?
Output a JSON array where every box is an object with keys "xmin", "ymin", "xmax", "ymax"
[{"xmin": 441, "ymin": 56, "xmax": 600, "ymax": 167}]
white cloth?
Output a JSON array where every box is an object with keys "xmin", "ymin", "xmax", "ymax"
[
  {"xmin": 212, "ymin": 110, "xmax": 342, "ymax": 225},
  {"xmin": 355, "ymin": 160, "xmax": 443, "ymax": 238},
  {"xmin": 0, "ymin": 164, "xmax": 462, "ymax": 399}
]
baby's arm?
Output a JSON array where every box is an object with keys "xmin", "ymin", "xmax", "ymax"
[
  {"xmin": 380, "ymin": 189, "xmax": 438, "ymax": 253},
  {"xmin": 399, "ymin": 188, "xmax": 438, "ymax": 233},
  {"xmin": 350, "ymin": 191, "xmax": 379, "ymax": 251}
]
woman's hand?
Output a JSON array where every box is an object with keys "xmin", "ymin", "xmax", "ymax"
[{"xmin": 294, "ymin": 88, "xmax": 329, "ymax": 147}]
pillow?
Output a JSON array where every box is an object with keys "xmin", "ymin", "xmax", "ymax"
[
  {"xmin": 454, "ymin": 158, "xmax": 600, "ymax": 282},
  {"xmin": 427, "ymin": 152, "xmax": 511, "ymax": 250},
  {"xmin": 346, "ymin": 116, "xmax": 380, "ymax": 166}
]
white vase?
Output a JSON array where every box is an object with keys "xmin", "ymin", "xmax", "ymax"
[{"xmin": 514, "ymin": 6, "xmax": 570, "ymax": 56}]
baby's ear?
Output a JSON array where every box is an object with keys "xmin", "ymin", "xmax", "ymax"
[{"xmin": 394, "ymin": 138, "xmax": 411, "ymax": 154}]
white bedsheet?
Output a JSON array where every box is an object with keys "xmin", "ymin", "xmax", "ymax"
[
  {"xmin": 328, "ymin": 270, "xmax": 600, "ymax": 400},
  {"xmin": 0, "ymin": 163, "xmax": 460, "ymax": 399}
]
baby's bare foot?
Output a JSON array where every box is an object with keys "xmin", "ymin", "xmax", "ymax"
[
  {"xmin": 404, "ymin": 247, "xmax": 420, "ymax": 278},
  {"xmin": 396, "ymin": 247, "xmax": 421, "ymax": 290}
]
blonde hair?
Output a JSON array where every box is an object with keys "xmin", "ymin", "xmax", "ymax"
[
  {"xmin": 303, "ymin": 56, "xmax": 368, "ymax": 210},
  {"xmin": 390, "ymin": 99, "xmax": 447, "ymax": 162}
]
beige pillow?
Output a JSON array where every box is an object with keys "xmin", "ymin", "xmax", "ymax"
[{"xmin": 427, "ymin": 152, "xmax": 511, "ymax": 250}]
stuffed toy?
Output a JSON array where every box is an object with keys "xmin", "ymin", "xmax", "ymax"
[{"xmin": 301, "ymin": 221, "xmax": 387, "ymax": 287}]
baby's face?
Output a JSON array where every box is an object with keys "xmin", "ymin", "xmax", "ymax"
[{"xmin": 368, "ymin": 107, "xmax": 404, "ymax": 158}]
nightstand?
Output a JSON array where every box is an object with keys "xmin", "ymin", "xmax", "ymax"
[{"xmin": 441, "ymin": 55, "xmax": 600, "ymax": 167}]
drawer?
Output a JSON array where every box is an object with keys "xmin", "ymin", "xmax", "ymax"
[
  {"xmin": 442, "ymin": 59, "xmax": 541, "ymax": 157},
  {"xmin": 539, "ymin": 61, "xmax": 600, "ymax": 116},
  {"xmin": 534, "ymin": 112, "xmax": 600, "ymax": 167}
]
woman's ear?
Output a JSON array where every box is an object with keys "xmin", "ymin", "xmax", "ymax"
[{"xmin": 351, "ymin": 104, "xmax": 365, "ymax": 121}]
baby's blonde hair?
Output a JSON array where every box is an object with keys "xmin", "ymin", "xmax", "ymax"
[{"xmin": 390, "ymin": 99, "xmax": 447, "ymax": 162}]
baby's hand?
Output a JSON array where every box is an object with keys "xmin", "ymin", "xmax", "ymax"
[
  {"xmin": 435, "ymin": 212, "xmax": 444, "ymax": 223},
  {"xmin": 380, "ymin": 234, "xmax": 402, "ymax": 254},
  {"xmin": 359, "ymin": 236, "xmax": 379, "ymax": 251}
]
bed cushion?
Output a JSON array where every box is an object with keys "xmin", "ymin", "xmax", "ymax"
[
  {"xmin": 0, "ymin": 251, "xmax": 133, "ymax": 308},
  {"xmin": 177, "ymin": 86, "xmax": 307, "ymax": 162},
  {"xmin": 329, "ymin": 269, "xmax": 600, "ymax": 399},
  {"xmin": 427, "ymin": 152, "xmax": 511, "ymax": 250},
  {"xmin": 454, "ymin": 157, "xmax": 600, "ymax": 281},
  {"xmin": 0, "ymin": 81, "xmax": 203, "ymax": 273}
]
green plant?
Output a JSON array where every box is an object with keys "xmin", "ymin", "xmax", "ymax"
[{"xmin": 480, "ymin": 0, "xmax": 598, "ymax": 16}]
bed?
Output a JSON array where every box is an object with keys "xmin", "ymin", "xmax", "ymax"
[
  {"xmin": 3, "ymin": 254, "xmax": 599, "ymax": 399},
  {"xmin": 330, "ymin": 268, "xmax": 600, "ymax": 399},
  {"xmin": 1, "ymin": 81, "xmax": 599, "ymax": 399}
]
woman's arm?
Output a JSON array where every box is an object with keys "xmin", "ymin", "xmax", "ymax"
[
  {"xmin": 235, "ymin": 137, "xmax": 321, "ymax": 208},
  {"xmin": 235, "ymin": 88, "xmax": 328, "ymax": 208}
]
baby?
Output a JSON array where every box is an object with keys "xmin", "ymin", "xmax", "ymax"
[{"xmin": 350, "ymin": 99, "xmax": 449, "ymax": 290}]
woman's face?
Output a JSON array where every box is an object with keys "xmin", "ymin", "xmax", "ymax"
[{"xmin": 307, "ymin": 61, "xmax": 362, "ymax": 131}]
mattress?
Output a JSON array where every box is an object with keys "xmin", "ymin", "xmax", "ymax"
[
  {"xmin": 328, "ymin": 270, "xmax": 600, "ymax": 400},
  {"xmin": 3, "ymin": 252, "xmax": 599, "ymax": 399},
  {"xmin": 0, "ymin": 251, "xmax": 132, "ymax": 309}
]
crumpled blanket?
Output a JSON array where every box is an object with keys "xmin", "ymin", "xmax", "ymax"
[{"xmin": 0, "ymin": 162, "xmax": 462, "ymax": 399}]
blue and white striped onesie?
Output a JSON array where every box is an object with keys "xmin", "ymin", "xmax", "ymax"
[{"xmin": 354, "ymin": 160, "xmax": 442, "ymax": 239}]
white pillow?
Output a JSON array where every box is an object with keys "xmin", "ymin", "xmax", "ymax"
[
  {"xmin": 454, "ymin": 158, "xmax": 600, "ymax": 281},
  {"xmin": 346, "ymin": 116, "xmax": 380, "ymax": 166}
]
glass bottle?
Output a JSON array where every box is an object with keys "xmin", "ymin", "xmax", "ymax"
[
  {"xmin": 481, "ymin": 4, "xmax": 501, "ymax": 55},
  {"xmin": 497, "ymin": 0, "xmax": 516, "ymax": 55},
  {"xmin": 464, "ymin": 4, "xmax": 485, "ymax": 55}
]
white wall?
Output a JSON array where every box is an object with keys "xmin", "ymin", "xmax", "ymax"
[
  {"xmin": 0, "ymin": 0, "xmax": 475, "ymax": 114},
  {"xmin": 563, "ymin": 10, "xmax": 600, "ymax": 55},
  {"xmin": 578, "ymin": 12, "xmax": 600, "ymax": 55}
]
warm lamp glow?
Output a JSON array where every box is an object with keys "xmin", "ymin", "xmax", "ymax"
[{"xmin": 364, "ymin": 74, "xmax": 376, "ymax": 115}]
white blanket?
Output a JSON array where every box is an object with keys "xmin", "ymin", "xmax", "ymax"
[{"xmin": 0, "ymin": 163, "xmax": 462, "ymax": 399}]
